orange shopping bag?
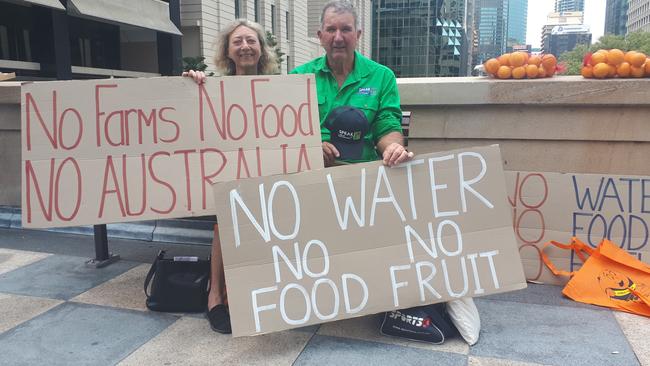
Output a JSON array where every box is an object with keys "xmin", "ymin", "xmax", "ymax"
[{"xmin": 541, "ymin": 237, "xmax": 650, "ymax": 317}]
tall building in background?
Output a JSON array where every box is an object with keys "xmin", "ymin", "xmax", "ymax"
[
  {"xmin": 541, "ymin": 11, "xmax": 584, "ymax": 53},
  {"xmin": 605, "ymin": 0, "xmax": 629, "ymax": 35},
  {"xmin": 626, "ymin": 0, "xmax": 650, "ymax": 33},
  {"xmin": 372, "ymin": 0, "xmax": 471, "ymax": 77},
  {"xmin": 548, "ymin": 24, "xmax": 591, "ymax": 55},
  {"xmin": 554, "ymin": 0, "xmax": 585, "ymax": 12},
  {"xmin": 474, "ymin": 0, "xmax": 508, "ymax": 64},
  {"xmin": 308, "ymin": 0, "xmax": 372, "ymax": 57},
  {"xmin": 507, "ymin": 0, "xmax": 528, "ymax": 46}
]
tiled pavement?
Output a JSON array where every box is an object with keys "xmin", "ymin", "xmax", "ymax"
[{"xmin": 0, "ymin": 229, "xmax": 649, "ymax": 366}]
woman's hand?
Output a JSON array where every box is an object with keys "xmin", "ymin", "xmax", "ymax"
[{"xmin": 182, "ymin": 70, "xmax": 207, "ymax": 84}]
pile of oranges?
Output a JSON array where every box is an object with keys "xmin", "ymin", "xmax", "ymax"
[
  {"xmin": 483, "ymin": 52, "xmax": 558, "ymax": 79},
  {"xmin": 582, "ymin": 49, "xmax": 650, "ymax": 78}
]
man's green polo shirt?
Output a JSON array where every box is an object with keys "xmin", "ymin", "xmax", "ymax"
[{"xmin": 290, "ymin": 51, "xmax": 402, "ymax": 163}]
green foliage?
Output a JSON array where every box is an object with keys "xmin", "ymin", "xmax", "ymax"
[
  {"xmin": 558, "ymin": 44, "xmax": 590, "ymax": 75},
  {"xmin": 558, "ymin": 32, "xmax": 650, "ymax": 75},
  {"xmin": 266, "ymin": 31, "xmax": 285, "ymax": 72},
  {"xmin": 182, "ymin": 56, "xmax": 214, "ymax": 76}
]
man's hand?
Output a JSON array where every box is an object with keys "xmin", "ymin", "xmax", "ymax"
[
  {"xmin": 182, "ymin": 70, "xmax": 207, "ymax": 84},
  {"xmin": 322, "ymin": 141, "xmax": 340, "ymax": 167},
  {"xmin": 382, "ymin": 142, "xmax": 414, "ymax": 167}
]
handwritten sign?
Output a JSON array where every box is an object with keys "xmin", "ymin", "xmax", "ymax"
[
  {"xmin": 21, "ymin": 75, "xmax": 323, "ymax": 227},
  {"xmin": 507, "ymin": 171, "xmax": 650, "ymax": 284},
  {"xmin": 213, "ymin": 145, "xmax": 527, "ymax": 336}
]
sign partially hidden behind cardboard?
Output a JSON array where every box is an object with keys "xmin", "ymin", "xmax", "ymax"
[
  {"xmin": 213, "ymin": 145, "xmax": 527, "ymax": 337},
  {"xmin": 21, "ymin": 75, "xmax": 322, "ymax": 228},
  {"xmin": 506, "ymin": 171, "xmax": 650, "ymax": 285}
]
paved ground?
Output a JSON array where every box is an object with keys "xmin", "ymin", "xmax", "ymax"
[{"xmin": 0, "ymin": 227, "xmax": 648, "ymax": 366}]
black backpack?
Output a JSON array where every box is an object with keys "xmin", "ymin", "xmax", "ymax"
[{"xmin": 380, "ymin": 303, "xmax": 458, "ymax": 344}]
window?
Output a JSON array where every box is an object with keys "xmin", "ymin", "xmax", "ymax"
[
  {"xmin": 235, "ymin": 0, "xmax": 240, "ymax": 18},
  {"xmin": 285, "ymin": 11, "xmax": 290, "ymax": 40},
  {"xmin": 254, "ymin": 0, "xmax": 259, "ymax": 22},
  {"xmin": 271, "ymin": 4, "xmax": 276, "ymax": 34}
]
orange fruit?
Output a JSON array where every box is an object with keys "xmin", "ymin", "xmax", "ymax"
[
  {"xmin": 498, "ymin": 53, "xmax": 511, "ymax": 66},
  {"xmin": 630, "ymin": 52, "xmax": 647, "ymax": 67},
  {"xmin": 510, "ymin": 52, "xmax": 527, "ymax": 67},
  {"xmin": 590, "ymin": 51, "xmax": 608, "ymax": 66},
  {"xmin": 625, "ymin": 51, "xmax": 637, "ymax": 64},
  {"xmin": 526, "ymin": 64, "xmax": 539, "ymax": 78},
  {"xmin": 617, "ymin": 62, "xmax": 631, "ymax": 77},
  {"xmin": 581, "ymin": 65, "xmax": 593, "ymax": 78},
  {"xmin": 607, "ymin": 49, "xmax": 625, "ymax": 66},
  {"xmin": 497, "ymin": 65, "xmax": 512, "ymax": 79},
  {"xmin": 541, "ymin": 54, "xmax": 557, "ymax": 70},
  {"xmin": 644, "ymin": 59, "xmax": 650, "ymax": 76},
  {"xmin": 537, "ymin": 65, "xmax": 547, "ymax": 78},
  {"xmin": 630, "ymin": 65, "xmax": 644, "ymax": 78},
  {"xmin": 484, "ymin": 58, "xmax": 501, "ymax": 75},
  {"xmin": 607, "ymin": 64, "xmax": 617, "ymax": 77},
  {"xmin": 592, "ymin": 63, "xmax": 610, "ymax": 78},
  {"xmin": 512, "ymin": 66, "xmax": 526, "ymax": 79},
  {"xmin": 528, "ymin": 55, "xmax": 542, "ymax": 66}
]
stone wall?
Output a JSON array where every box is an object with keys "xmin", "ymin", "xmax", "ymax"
[
  {"xmin": 2, "ymin": 76, "xmax": 650, "ymax": 208},
  {"xmin": 398, "ymin": 75, "xmax": 650, "ymax": 175}
]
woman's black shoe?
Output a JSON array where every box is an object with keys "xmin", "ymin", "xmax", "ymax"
[{"xmin": 206, "ymin": 304, "xmax": 232, "ymax": 334}]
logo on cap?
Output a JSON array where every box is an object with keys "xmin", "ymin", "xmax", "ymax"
[{"xmin": 324, "ymin": 106, "xmax": 370, "ymax": 160}]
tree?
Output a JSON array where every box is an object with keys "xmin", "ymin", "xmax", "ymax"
[
  {"xmin": 558, "ymin": 32, "xmax": 650, "ymax": 75},
  {"xmin": 266, "ymin": 31, "xmax": 285, "ymax": 73},
  {"xmin": 182, "ymin": 56, "xmax": 214, "ymax": 76}
]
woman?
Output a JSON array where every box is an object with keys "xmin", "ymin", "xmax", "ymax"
[{"xmin": 183, "ymin": 19, "xmax": 277, "ymax": 334}]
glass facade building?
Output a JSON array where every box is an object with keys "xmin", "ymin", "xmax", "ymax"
[
  {"xmin": 507, "ymin": 0, "xmax": 528, "ymax": 45},
  {"xmin": 605, "ymin": 0, "xmax": 629, "ymax": 35},
  {"xmin": 554, "ymin": 0, "xmax": 585, "ymax": 12},
  {"xmin": 372, "ymin": 0, "xmax": 470, "ymax": 77},
  {"xmin": 474, "ymin": 0, "xmax": 508, "ymax": 64}
]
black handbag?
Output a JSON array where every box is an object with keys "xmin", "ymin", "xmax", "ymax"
[
  {"xmin": 144, "ymin": 250, "xmax": 210, "ymax": 313},
  {"xmin": 380, "ymin": 303, "xmax": 457, "ymax": 344}
]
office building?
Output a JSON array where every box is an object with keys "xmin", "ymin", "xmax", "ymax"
[
  {"xmin": 547, "ymin": 24, "xmax": 591, "ymax": 56},
  {"xmin": 373, "ymin": 0, "xmax": 472, "ymax": 77},
  {"xmin": 474, "ymin": 0, "xmax": 509, "ymax": 64},
  {"xmin": 507, "ymin": 0, "xmax": 528, "ymax": 45},
  {"xmin": 541, "ymin": 11, "xmax": 584, "ymax": 53},
  {"xmin": 554, "ymin": 0, "xmax": 585, "ymax": 12},
  {"xmin": 0, "ymin": 0, "xmax": 182, "ymax": 79},
  {"xmin": 627, "ymin": 0, "xmax": 650, "ymax": 33},
  {"xmin": 605, "ymin": 0, "xmax": 629, "ymax": 35}
]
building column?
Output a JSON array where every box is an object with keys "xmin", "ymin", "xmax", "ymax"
[
  {"xmin": 33, "ymin": 5, "xmax": 71, "ymax": 80},
  {"xmin": 158, "ymin": 0, "xmax": 183, "ymax": 76}
]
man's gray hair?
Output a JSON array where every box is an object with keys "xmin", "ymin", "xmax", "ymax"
[{"xmin": 320, "ymin": 0, "xmax": 359, "ymax": 29}]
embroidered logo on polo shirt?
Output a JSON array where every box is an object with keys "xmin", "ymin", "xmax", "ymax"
[{"xmin": 357, "ymin": 87, "xmax": 377, "ymax": 96}]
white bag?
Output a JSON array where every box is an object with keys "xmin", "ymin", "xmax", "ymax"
[{"xmin": 446, "ymin": 297, "xmax": 481, "ymax": 345}]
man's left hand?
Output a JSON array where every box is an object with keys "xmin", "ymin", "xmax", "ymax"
[{"xmin": 382, "ymin": 143, "xmax": 414, "ymax": 167}]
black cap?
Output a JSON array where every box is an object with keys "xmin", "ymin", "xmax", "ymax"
[{"xmin": 324, "ymin": 106, "xmax": 370, "ymax": 160}]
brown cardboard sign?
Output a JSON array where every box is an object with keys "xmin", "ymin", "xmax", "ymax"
[
  {"xmin": 506, "ymin": 171, "xmax": 650, "ymax": 285},
  {"xmin": 213, "ymin": 145, "xmax": 527, "ymax": 337},
  {"xmin": 21, "ymin": 75, "xmax": 322, "ymax": 228}
]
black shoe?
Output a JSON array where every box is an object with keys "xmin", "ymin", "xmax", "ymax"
[{"xmin": 206, "ymin": 304, "xmax": 232, "ymax": 334}]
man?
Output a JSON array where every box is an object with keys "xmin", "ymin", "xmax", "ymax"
[{"xmin": 290, "ymin": 0, "xmax": 413, "ymax": 167}]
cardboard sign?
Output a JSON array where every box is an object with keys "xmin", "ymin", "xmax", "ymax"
[
  {"xmin": 21, "ymin": 75, "xmax": 323, "ymax": 228},
  {"xmin": 213, "ymin": 145, "xmax": 527, "ymax": 337},
  {"xmin": 506, "ymin": 171, "xmax": 650, "ymax": 285}
]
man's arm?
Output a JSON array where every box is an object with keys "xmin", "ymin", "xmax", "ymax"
[{"xmin": 376, "ymin": 131, "xmax": 414, "ymax": 167}]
